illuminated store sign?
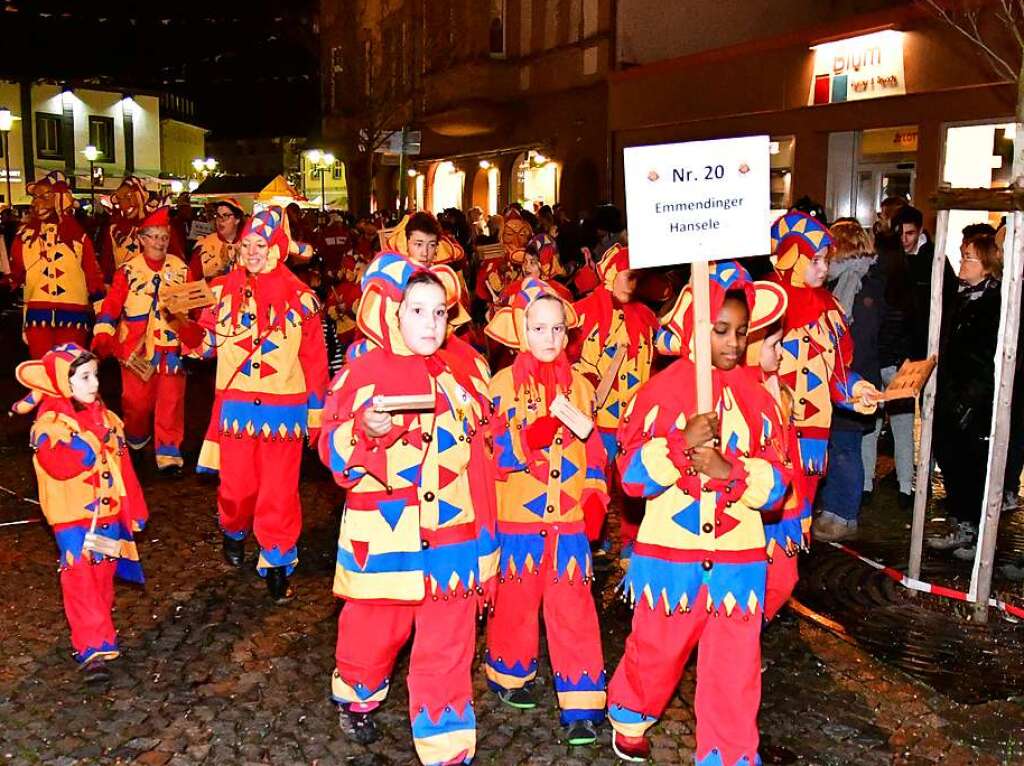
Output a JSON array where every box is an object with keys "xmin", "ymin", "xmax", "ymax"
[{"xmin": 809, "ymin": 30, "xmax": 906, "ymax": 105}]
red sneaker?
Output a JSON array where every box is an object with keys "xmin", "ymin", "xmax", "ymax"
[{"xmin": 612, "ymin": 731, "xmax": 650, "ymax": 762}]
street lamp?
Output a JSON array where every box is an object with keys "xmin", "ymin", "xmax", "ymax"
[
  {"xmin": 204, "ymin": 157, "xmax": 217, "ymax": 172},
  {"xmin": 192, "ymin": 158, "xmax": 205, "ymax": 173},
  {"xmin": 82, "ymin": 145, "xmax": 100, "ymax": 208},
  {"xmin": 0, "ymin": 107, "xmax": 15, "ymax": 208},
  {"xmin": 305, "ymin": 149, "xmax": 336, "ymax": 212}
]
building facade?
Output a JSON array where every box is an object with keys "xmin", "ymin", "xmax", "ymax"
[
  {"xmin": 320, "ymin": 0, "xmax": 613, "ymax": 216},
  {"xmin": 609, "ymin": 0, "xmax": 1017, "ymax": 244},
  {"xmin": 0, "ymin": 79, "xmax": 208, "ymax": 206}
]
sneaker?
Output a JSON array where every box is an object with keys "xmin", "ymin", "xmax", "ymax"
[
  {"xmin": 338, "ymin": 704, "xmax": 379, "ymax": 745},
  {"xmin": 898, "ymin": 492, "xmax": 914, "ymax": 510},
  {"xmin": 565, "ymin": 719, "xmax": 599, "ymax": 746},
  {"xmin": 81, "ymin": 658, "xmax": 111, "ymax": 686},
  {"xmin": 952, "ymin": 544, "xmax": 977, "ymax": 561},
  {"xmin": 926, "ymin": 522, "xmax": 977, "ymax": 551},
  {"xmin": 812, "ymin": 512, "xmax": 857, "ymax": 543},
  {"xmin": 496, "ymin": 685, "xmax": 537, "ymax": 710},
  {"xmin": 612, "ymin": 731, "xmax": 650, "ymax": 762}
]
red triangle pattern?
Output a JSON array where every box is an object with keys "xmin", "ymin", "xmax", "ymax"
[
  {"xmin": 259, "ymin": 361, "xmax": 277, "ymax": 378},
  {"xmin": 715, "ymin": 511, "xmax": 741, "ymax": 538},
  {"xmin": 350, "ymin": 540, "xmax": 370, "ymax": 570},
  {"xmin": 438, "ymin": 465, "xmax": 459, "ymax": 487},
  {"xmin": 802, "ymin": 398, "xmax": 820, "ymax": 420}
]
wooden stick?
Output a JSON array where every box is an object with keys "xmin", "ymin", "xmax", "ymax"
[
  {"xmin": 970, "ymin": 209, "xmax": 1024, "ymax": 624},
  {"xmin": 908, "ymin": 210, "xmax": 948, "ymax": 582},
  {"xmin": 691, "ymin": 261, "xmax": 713, "ymax": 412}
]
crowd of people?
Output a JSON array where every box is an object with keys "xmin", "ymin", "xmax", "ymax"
[{"xmin": 2, "ymin": 169, "xmax": 1022, "ymax": 765}]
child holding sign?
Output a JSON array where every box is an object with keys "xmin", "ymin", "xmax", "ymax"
[
  {"xmin": 318, "ymin": 254, "xmax": 499, "ymax": 766},
  {"xmin": 483, "ymin": 279, "xmax": 609, "ymax": 746},
  {"xmin": 606, "ymin": 262, "xmax": 791, "ymax": 764}
]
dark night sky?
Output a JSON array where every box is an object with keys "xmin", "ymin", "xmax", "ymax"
[{"xmin": 0, "ymin": 0, "xmax": 320, "ymax": 138}]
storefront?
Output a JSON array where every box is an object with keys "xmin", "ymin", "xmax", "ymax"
[{"xmin": 608, "ymin": 9, "xmax": 1017, "ymax": 232}]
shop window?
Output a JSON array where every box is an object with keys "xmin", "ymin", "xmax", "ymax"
[
  {"xmin": 510, "ymin": 150, "xmax": 558, "ymax": 210},
  {"xmin": 941, "ymin": 120, "xmax": 1014, "ymax": 264},
  {"xmin": 88, "ymin": 116, "xmax": 116, "ymax": 164},
  {"xmin": 769, "ymin": 136, "xmax": 795, "ymax": 221},
  {"xmin": 432, "ymin": 161, "xmax": 465, "ymax": 213},
  {"xmin": 36, "ymin": 113, "xmax": 63, "ymax": 160},
  {"xmin": 489, "ymin": 0, "xmax": 506, "ymax": 57}
]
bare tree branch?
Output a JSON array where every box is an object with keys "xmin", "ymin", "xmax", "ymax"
[{"xmin": 920, "ymin": 0, "xmax": 1019, "ymax": 80}]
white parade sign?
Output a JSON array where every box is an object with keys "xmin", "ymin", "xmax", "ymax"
[{"xmin": 623, "ymin": 135, "xmax": 771, "ymax": 269}]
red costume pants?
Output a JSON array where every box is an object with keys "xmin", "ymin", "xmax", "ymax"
[
  {"xmin": 608, "ymin": 588, "xmax": 762, "ymax": 766},
  {"xmin": 218, "ymin": 435, "xmax": 302, "ymax": 575},
  {"xmin": 763, "ymin": 551, "xmax": 799, "ymax": 622},
  {"xmin": 333, "ymin": 596, "xmax": 477, "ymax": 766},
  {"xmin": 485, "ymin": 559, "xmax": 606, "ymax": 724},
  {"xmin": 25, "ymin": 325, "xmax": 89, "ymax": 360},
  {"xmin": 60, "ymin": 557, "xmax": 119, "ymax": 664},
  {"xmin": 120, "ymin": 368, "xmax": 185, "ymax": 468}
]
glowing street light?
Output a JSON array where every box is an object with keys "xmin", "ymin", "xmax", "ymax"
[
  {"xmin": 82, "ymin": 145, "xmax": 101, "ymax": 208},
  {"xmin": 0, "ymin": 106, "xmax": 14, "ymax": 206},
  {"xmin": 305, "ymin": 149, "xmax": 337, "ymax": 212},
  {"xmin": 192, "ymin": 158, "xmax": 205, "ymax": 173},
  {"xmin": 204, "ymin": 157, "xmax": 217, "ymax": 171}
]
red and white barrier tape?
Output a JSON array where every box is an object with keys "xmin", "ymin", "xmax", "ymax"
[
  {"xmin": 0, "ymin": 483, "xmax": 43, "ymax": 528},
  {"xmin": 827, "ymin": 541, "xmax": 1024, "ymax": 621}
]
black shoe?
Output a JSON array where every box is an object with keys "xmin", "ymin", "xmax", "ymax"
[
  {"xmin": 266, "ymin": 566, "xmax": 294, "ymax": 603},
  {"xmin": 497, "ymin": 685, "xmax": 537, "ymax": 709},
  {"xmin": 565, "ymin": 719, "xmax": 599, "ymax": 746},
  {"xmin": 158, "ymin": 463, "xmax": 183, "ymax": 478},
  {"xmin": 338, "ymin": 704, "xmax": 379, "ymax": 745},
  {"xmin": 81, "ymin": 658, "xmax": 111, "ymax": 685},
  {"xmin": 861, "ymin": 491, "xmax": 874, "ymax": 508},
  {"xmin": 222, "ymin": 534, "xmax": 245, "ymax": 568},
  {"xmin": 898, "ymin": 492, "xmax": 914, "ymax": 511}
]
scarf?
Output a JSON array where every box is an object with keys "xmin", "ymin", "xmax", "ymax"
[
  {"xmin": 511, "ymin": 351, "xmax": 573, "ymax": 406},
  {"xmin": 828, "ymin": 256, "xmax": 876, "ymax": 320}
]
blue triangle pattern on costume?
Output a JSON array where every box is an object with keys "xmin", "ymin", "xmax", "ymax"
[
  {"xmin": 621, "ymin": 554, "xmax": 704, "ymax": 612},
  {"xmin": 805, "ymin": 369, "xmax": 823, "ymax": 391},
  {"xmin": 497, "ymin": 531, "xmax": 546, "ymax": 577},
  {"xmin": 671, "ymin": 500, "xmax": 701, "ymax": 535},
  {"xmin": 560, "ymin": 456, "xmax": 579, "ymax": 482},
  {"xmin": 436, "ymin": 427, "xmax": 456, "ymax": 452},
  {"xmin": 781, "ymin": 338, "xmax": 800, "ymax": 358},
  {"xmin": 397, "ymin": 464, "xmax": 422, "ymax": 484},
  {"xmin": 605, "ymin": 345, "xmax": 618, "ymax": 358},
  {"xmin": 555, "ymin": 531, "xmax": 591, "ymax": 578},
  {"xmin": 239, "ymin": 359, "xmax": 252, "ymax": 376},
  {"xmin": 523, "ymin": 492, "xmax": 548, "ymax": 518},
  {"xmin": 606, "ymin": 399, "xmax": 621, "ymax": 418},
  {"xmin": 627, "ymin": 372, "xmax": 639, "ymax": 388},
  {"xmin": 705, "ymin": 561, "xmax": 767, "ymax": 614},
  {"xmin": 260, "ymin": 338, "xmax": 279, "ymax": 354},
  {"xmin": 377, "ymin": 498, "xmax": 407, "ymax": 531},
  {"xmin": 726, "ymin": 431, "xmax": 740, "ymax": 454},
  {"xmin": 437, "ymin": 499, "xmax": 462, "ymax": 525}
]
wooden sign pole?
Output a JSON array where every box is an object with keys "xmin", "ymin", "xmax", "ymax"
[{"xmin": 691, "ymin": 260, "xmax": 714, "ymax": 412}]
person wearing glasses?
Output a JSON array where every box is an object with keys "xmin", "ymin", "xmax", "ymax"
[
  {"xmin": 92, "ymin": 207, "xmax": 190, "ymax": 474},
  {"xmin": 189, "ymin": 198, "xmax": 245, "ymax": 281},
  {"xmin": 929, "ymin": 229, "xmax": 1020, "ymax": 557}
]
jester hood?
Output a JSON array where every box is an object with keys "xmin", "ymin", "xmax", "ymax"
[
  {"xmin": 768, "ymin": 211, "xmax": 837, "ymax": 330},
  {"xmin": 655, "ymin": 261, "xmax": 787, "ymax": 361}
]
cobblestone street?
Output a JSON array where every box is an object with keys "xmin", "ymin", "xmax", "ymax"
[{"xmin": 1, "ymin": 355, "xmax": 1023, "ymax": 765}]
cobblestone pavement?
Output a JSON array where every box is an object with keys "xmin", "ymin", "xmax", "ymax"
[{"xmin": 1, "ymin": 354, "xmax": 1023, "ymax": 765}]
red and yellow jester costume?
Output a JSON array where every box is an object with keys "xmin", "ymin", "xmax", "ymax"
[
  {"xmin": 766, "ymin": 212, "xmax": 877, "ymax": 528},
  {"xmin": 483, "ymin": 278, "xmax": 608, "ymax": 727},
  {"xmin": 92, "ymin": 207, "xmax": 189, "ymax": 470},
  {"xmin": 607, "ymin": 262, "xmax": 791, "ymax": 766},
  {"xmin": 13, "ymin": 344, "xmax": 147, "ymax": 666},
  {"xmin": 9, "ymin": 172, "xmax": 105, "ymax": 358},
  {"xmin": 500, "ymin": 233, "xmax": 573, "ymax": 305},
  {"xmin": 569, "ymin": 244, "xmax": 658, "ymax": 544},
  {"xmin": 188, "ymin": 197, "xmax": 245, "ymax": 282},
  {"xmin": 318, "ymin": 252, "xmax": 499, "ymax": 766},
  {"xmin": 100, "ymin": 177, "xmax": 148, "ymax": 281},
  {"xmin": 181, "ymin": 206, "xmax": 328, "ymax": 578}
]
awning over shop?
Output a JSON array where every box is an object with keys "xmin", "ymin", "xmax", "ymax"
[{"xmin": 192, "ymin": 174, "xmax": 306, "ymax": 212}]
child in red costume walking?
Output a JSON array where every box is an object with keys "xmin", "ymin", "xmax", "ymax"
[
  {"xmin": 318, "ymin": 253, "xmax": 498, "ymax": 765},
  {"xmin": 484, "ymin": 278, "xmax": 609, "ymax": 745},
  {"xmin": 13, "ymin": 344, "xmax": 148, "ymax": 685},
  {"xmin": 607, "ymin": 262, "xmax": 791, "ymax": 764}
]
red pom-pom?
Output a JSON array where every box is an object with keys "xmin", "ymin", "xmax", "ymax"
[{"xmin": 524, "ymin": 415, "xmax": 559, "ymax": 450}]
